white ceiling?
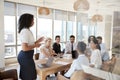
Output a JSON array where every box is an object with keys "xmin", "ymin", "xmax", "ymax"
[
  {"xmin": 38, "ymin": 0, "xmax": 120, "ymax": 13},
  {"xmin": 5, "ymin": 0, "xmax": 120, "ymax": 15}
]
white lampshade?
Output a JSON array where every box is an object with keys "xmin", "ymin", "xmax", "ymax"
[{"xmin": 73, "ymin": 0, "xmax": 89, "ymax": 11}]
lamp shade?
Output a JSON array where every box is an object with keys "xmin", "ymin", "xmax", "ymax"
[
  {"xmin": 92, "ymin": 14, "xmax": 103, "ymax": 22},
  {"xmin": 73, "ymin": 0, "xmax": 89, "ymax": 11},
  {"xmin": 38, "ymin": 7, "xmax": 50, "ymax": 15}
]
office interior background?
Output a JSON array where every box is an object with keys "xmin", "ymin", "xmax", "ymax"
[{"xmin": 0, "ymin": 0, "xmax": 120, "ymax": 71}]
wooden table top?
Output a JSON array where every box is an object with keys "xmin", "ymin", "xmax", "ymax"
[{"xmin": 35, "ymin": 57, "xmax": 73, "ymax": 80}]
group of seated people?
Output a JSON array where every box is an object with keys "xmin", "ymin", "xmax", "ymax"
[{"xmin": 37, "ymin": 35, "xmax": 115, "ymax": 79}]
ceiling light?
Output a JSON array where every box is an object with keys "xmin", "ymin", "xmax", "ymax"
[
  {"xmin": 73, "ymin": 0, "xmax": 89, "ymax": 11},
  {"xmin": 38, "ymin": 0, "xmax": 50, "ymax": 15},
  {"xmin": 91, "ymin": 14, "xmax": 103, "ymax": 22}
]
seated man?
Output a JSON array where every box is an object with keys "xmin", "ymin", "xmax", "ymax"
[
  {"xmin": 65, "ymin": 35, "xmax": 77, "ymax": 54},
  {"xmin": 64, "ymin": 41, "xmax": 89, "ymax": 78}
]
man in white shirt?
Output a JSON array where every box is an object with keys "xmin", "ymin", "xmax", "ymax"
[
  {"xmin": 97, "ymin": 36, "xmax": 109, "ymax": 62},
  {"xmin": 64, "ymin": 41, "xmax": 89, "ymax": 78},
  {"xmin": 65, "ymin": 35, "xmax": 77, "ymax": 54}
]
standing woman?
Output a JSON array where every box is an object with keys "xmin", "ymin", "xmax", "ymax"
[{"xmin": 17, "ymin": 13, "xmax": 44, "ymax": 80}]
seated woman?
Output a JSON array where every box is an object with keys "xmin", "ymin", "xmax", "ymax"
[
  {"xmin": 64, "ymin": 41, "xmax": 89, "ymax": 79},
  {"xmin": 39, "ymin": 37, "xmax": 56, "ymax": 59},
  {"xmin": 89, "ymin": 39, "xmax": 102, "ymax": 69}
]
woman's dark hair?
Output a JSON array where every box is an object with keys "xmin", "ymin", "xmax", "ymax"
[
  {"xmin": 77, "ymin": 41, "xmax": 86, "ymax": 53},
  {"xmin": 92, "ymin": 39, "xmax": 101, "ymax": 50},
  {"xmin": 88, "ymin": 35, "xmax": 96, "ymax": 43},
  {"xmin": 18, "ymin": 13, "xmax": 34, "ymax": 33}
]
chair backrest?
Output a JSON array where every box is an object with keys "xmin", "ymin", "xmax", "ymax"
[
  {"xmin": 109, "ymin": 57, "xmax": 116, "ymax": 73},
  {"xmin": 0, "ymin": 69, "xmax": 18, "ymax": 80},
  {"xmin": 101, "ymin": 57, "xmax": 116, "ymax": 73},
  {"xmin": 112, "ymin": 58, "xmax": 120, "ymax": 75},
  {"xmin": 34, "ymin": 53, "xmax": 40, "ymax": 60},
  {"xmin": 57, "ymin": 74, "xmax": 69, "ymax": 80},
  {"xmin": 70, "ymin": 70, "xmax": 87, "ymax": 80}
]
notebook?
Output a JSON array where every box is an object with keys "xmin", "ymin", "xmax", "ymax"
[{"xmin": 37, "ymin": 57, "xmax": 54, "ymax": 68}]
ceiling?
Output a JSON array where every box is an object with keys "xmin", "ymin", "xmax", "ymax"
[
  {"xmin": 5, "ymin": 0, "xmax": 120, "ymax": 15},
  {"xmin": 38, "ymin": 0, "xmax": 120, "ymax": 14}
]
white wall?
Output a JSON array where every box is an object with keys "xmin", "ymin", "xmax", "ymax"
[
  {"xmin": 96, "ymin": 22, "xmax": 105, "ymax": 40},
  {"xmin": 0, "ymin": 0, "xmax": 5, "ymax": 69},
  {"xmin": 96, "ymin": 15, "xmax": 112, "ymax": 50}
]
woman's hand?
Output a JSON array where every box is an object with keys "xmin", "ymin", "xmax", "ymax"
[
  {"xmin": 35, "ymin": 36, "xmax": 44, "ymax": 44},
  {"xmin": 38, "ymin": 37, "xmax": 44, "ymax": 43},
  {"xmin": 35, "ymin": 43, "xmax": 40, "ymax": 48}
]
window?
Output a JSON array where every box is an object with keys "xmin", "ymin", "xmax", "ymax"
[
  {"xmin": 88, "ymin": 20, "xmax": 97, "ymax": 36},
  {"xmin": 54, "ymin": 10, "xmax": 67, "ymax": 50},
  {"xmin": 54, "ymin": 20, "xmax": 66, "ymax": 42},
  {"xmin": 4, "ymin": 2, "xmax": 37, "ymax": 58},
  {"xmin": 37, "ymin": 9, "xmax": 53, "ymax": 38},
  {"xmin": 4, "ymin": 2, "xmax": 97, "ymax": 58},
  {"xmin": 76, "ymin": 13, "xmax": 96, "ymax": 43},
  {"xmin": 67, "ymin": 21, "xmax": 76, "ymax": 41},
  {"xmin": 37, "ymin": 18, "xmax": 52, "ymax": 38},
  {"xmin": 4, "ymin": 16, "xmax": 16, "ymax": 58},
  {"xmin": 4, "ymin": 2, "xmax": 16, "ymax": 58},
  {"xmin": 67, "ymin": 12, "xmax": 76, "ymax": 41}
]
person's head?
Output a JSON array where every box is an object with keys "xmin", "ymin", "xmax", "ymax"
[
  {"xmin": 18, "ymin": 13, "xmax": 34, "ymax": 33},
  {"xmin": 70, "ymin": 35, "xmax": 75, "ymax": 43},
  {"xmin": 90, "ymin": 39, "xmax": 101, "ymax": 50},
  {"xmin": 97, "ymin": 36, "xmax": 102, "ymax": 44},
  {"xmin": 55, "ymin": 35, "xmax": 60, "ymax": 44},
  {"xmin": 77, "ymin": 41, "xmax": 86, "ymax": 54},
  {"xmin": 88, "ymin": 35, "xmax": 96, "ymax": 43},
  {"xmin": 45, "ymin": 37, "xmax": 52, "ymax": 47}
]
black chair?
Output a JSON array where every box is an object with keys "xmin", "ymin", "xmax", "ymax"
[
  {"xmin": 72, "ymin": 50, "xmax": 78, "ymax": 59},
  {"xmin": 34, "ymin": 53, "xmax": 40, "ymax": 60}
]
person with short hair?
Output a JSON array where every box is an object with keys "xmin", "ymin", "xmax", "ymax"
[
  {"xmin": 65, "ymin": 35, "xmax": 77, "ymax": 54},
  {"xmin": 52, "ymin": 35, "xmax": 61, "ymax": 54},
  {"xmin": 64, "ymin": 41, "xmax": 89, "ymax": 78}
]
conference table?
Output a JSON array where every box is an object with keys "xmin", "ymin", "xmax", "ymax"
[{"xmin": 35, "ymin": 57, "xmax": 73, "ymax": 80}]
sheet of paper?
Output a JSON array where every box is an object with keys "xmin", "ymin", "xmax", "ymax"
[{"xmin": 55, "ymin": 61, "xmax": 69, "ymax": 65}]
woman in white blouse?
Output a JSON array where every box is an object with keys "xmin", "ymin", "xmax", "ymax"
[
  {"xmin": 89, "ymin": 39, "xmax": 102, "ymax": 69},
  {"xmin": 17, "ymin": 13, "xmax": 44, "ymax": 80},
  {"xmin": 39, "ymin": 37, "xmax": 56, "ymax": 59},
  {"xmin": 64, "ymin": 41, "xmax": 89, "ymax": 78}
]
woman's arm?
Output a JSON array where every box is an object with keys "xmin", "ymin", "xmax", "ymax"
[
  {"xmin": 49, "ymin": 48, "xmax": 57, "ymax": 56},
  {"xmin": 35, "ymin": 37, "xmax": 44, "ymax": 44},
  {"xmin": 40, "ymin": 47, "xmax": 51, "ymax": 58},
  {"xmin": 22, "ymin": 43, "xmax": 40, "ymax": 51}
]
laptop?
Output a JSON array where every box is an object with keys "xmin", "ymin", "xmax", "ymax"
[{"xmin": 37, "ymin": 57, "xmax": 54, "ymax": 68}]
